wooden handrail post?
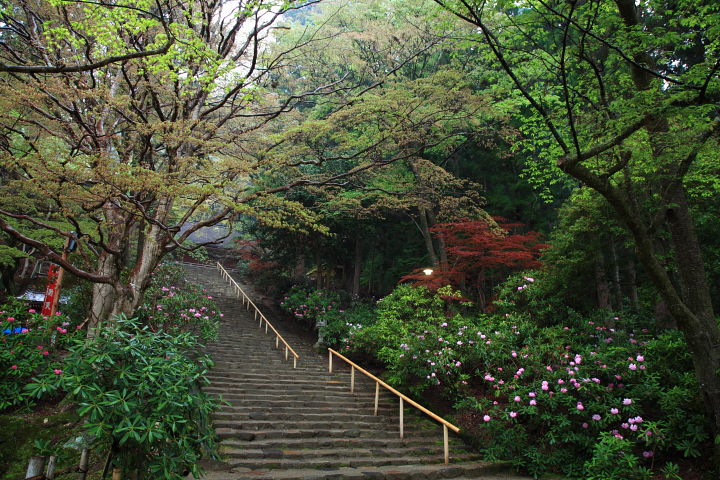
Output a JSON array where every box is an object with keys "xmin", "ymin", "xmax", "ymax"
[
  {"xmin": 443, "ymin": 425, "xmax": 449, "ymax": 464},
  {"xmin": 276, "ymin": 336, "xmax": 279, "ymax": 348},
  {"xmin": 285, "ymin": 346, "xmax": 288, "ymax": 360},
  {"xmin": 374, "ymin": 382, "xmax": 379, "ymax": 416},
  {"xmin": 350, "ymin": 366, "xmax": 355, "ymax": 393},
  {"xmin": 399, "ymin": 398, "xmax": 404, "ymax": 439},
  {"xmin": 293, "ymin": 357, "xmax": 297, "ymax": 369},
  {"xmin": 329, "ymin": 352, "xmax": 333, "ymax": 373}
]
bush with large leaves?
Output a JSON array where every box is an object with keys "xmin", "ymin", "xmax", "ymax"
[{"xmin": 26, "ymin": 316, "xmax": 219, "ymax": 479}]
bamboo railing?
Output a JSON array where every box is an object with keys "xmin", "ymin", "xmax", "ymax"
[
  {"xmin": 216, "ymin": 262, "xmax": 299, "ymax": 368},
  {"xmin": 328, "ymin": 348, "xmax": 460, "ymax": 464}
]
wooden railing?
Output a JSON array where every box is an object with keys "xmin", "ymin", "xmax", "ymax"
[
  {"xmin": 216, "ymin": 262, "xmax": 299, "ymax": 368},
  {"xmin": 328, "ymin": 348, "xmax": 460, "ymax": 464}
]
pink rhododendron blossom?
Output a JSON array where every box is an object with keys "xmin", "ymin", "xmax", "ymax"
[
  {"xmin": 576, "ymin": 402, "xmax": 584, "ymax": 410},
  {"xmin": 623, "ymin": 398, "xmax": 632, "ymax": 405},
  {"xmin": 610, "ymin": 408, "xmax": 619, "ymax": 414},
  {"xmin": 509, "ymin": 411, "xmax": 517, "ymax": 418},
  {"xmin": 483, "ymin": 415, "xmax": 491, "ymax": 422}
]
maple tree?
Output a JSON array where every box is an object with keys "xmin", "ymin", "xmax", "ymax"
[{"xmin": 402, "ymin": 217, "xmax": 546, "ymax": 308}]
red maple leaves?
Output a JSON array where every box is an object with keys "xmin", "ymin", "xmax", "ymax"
[{"xmin": 402, "ymin": 217, "xmax": 547, "ymax": 305}]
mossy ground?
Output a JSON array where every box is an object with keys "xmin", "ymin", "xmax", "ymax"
[{"xmin": 0, "ymin": 399, "xmax": 106, "ymax": 480}]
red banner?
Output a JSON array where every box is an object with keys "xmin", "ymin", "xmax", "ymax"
[{"xmin": 41, "ymin": 264, "xmax": 61, "ymax": 317}]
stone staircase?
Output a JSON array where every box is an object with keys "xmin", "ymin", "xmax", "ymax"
[{"xmin": 182, "ymin": 264, "xmax": 529, "ymax": 480}]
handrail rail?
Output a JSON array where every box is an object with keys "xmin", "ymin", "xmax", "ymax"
[
  {"xmin": 328, "ymin": 348, "xmax": 459, "ymax": 464},
  {"xmin": 216, "ymin": 262, "xmax": 299, "ymax": 368}
]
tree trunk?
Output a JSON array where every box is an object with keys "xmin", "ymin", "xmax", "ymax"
[
  {"xmin": 426, "ymin": 208, "xmax": 448, "ymax": 266},
  {"xmin": 87, "ymin": 251, "xmax": 117, "ymax": 336},
  {"xmin": 625, "ymin": 256, "xmax": 640, "ymax": 312},
  {"xmin": 418, "ymin": 207, "xmax": 439, "ymax": 267},
  {"xmin": 292, "ymin": 251, "xmax": 306, "ymax": 283},
  {"xmin": 352, "ymin": 238, "xmax": 362, "ymax": 299},
  {"xmin": 609, "ymin": 239, "xmax": 623, "ymax": 311},
  {"xmin": 109, "ymin": 199, "xmax": 173, "ymax": 319},
  {"xmin": 595, "ymin": 253, "xmax": 611, "ymax": 310}
]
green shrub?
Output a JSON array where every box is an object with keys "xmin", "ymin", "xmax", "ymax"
[
  {"xmin": 26, "ymin": 315, "xmax": 219, "ymax": 479},
  {"xmin": 137, "ymin": 264, "xmax": 221, "ymax": 341},
  {"xmin": 343, "ymin": 283, "xmax": 709, "ymax": 478},
  {"xmin": 280, "ymin": 285, "xmax": 346, "ymax": 325},
  {"xmin": 318, "ymin": 302, "xmax": 376, "ymax": 349},
  {"xmin": 1, "ymin": 300, "xmax": 80, "ymax": 411}
]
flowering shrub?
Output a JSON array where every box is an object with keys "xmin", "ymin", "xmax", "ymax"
[
  {"xmin": 26, "ymin": 316, "xmax": 219, "ymax": 479},
  {"xmin": 280, "ymin": 285, "xmax": 345, "ymax": 325},
  {"xmin": 137, "ymin": 264, "xmax": 221, "ymax": 341},
  {"xmin": 342, "ymin": 284, "xmax": 708, "ymax": 478},
  {"xmin": 317, "ymin": 302, "xmax": 376, "ymax": 349},
  {"xmin": 0, "ymin": 299, "xmax": 80, "ymax": 411}
]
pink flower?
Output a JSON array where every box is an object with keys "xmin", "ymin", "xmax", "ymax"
[
  {"xmin": 6, "ymin": 317, "xmax": 14, "ymax": 322},
  {"xmin": 529, "ymin": 392, "xmax": 536, "ymax": 398},
  {"xmin": 582, "ymin": 423, "xmax": 588, "ymax": 429},
  {"xmin": 509, "ymin": 411, "xmax": 517, "ymax": 418},
  {"xmin": 560, "ymin": 388, "xmax": 568, "ymax": 393},
  {"xmin": 642, "ymin": 451, "xmax": 653, "ymax": 458},
  {"xmin": 43, "ymin": 351, "xmax": 49, "ymax": 356},
  {"xmin": 576, "ymin": 402, "xmax": 584, "ymax": 411},
  {"xmin": 610, "ymin": 408, "xmax": 619, "ymax": 415},
  {"xmin": 636, "ymin": 355, "xmax": 644, "ymax": 362},
  {"xmin": 10, "ymin": 365, "xmax": 17, "ymax": 370},
  {"xmin": 514, "ymin": 396, "xmax": 521, "ymax": 402},
  {"xmin": 628, "ymin": 363, "xmax": 637, "ymax": 370},
  {"xmin": 53, "ymin": 369, "xmax": 62, "ymax": 375},
  {"xmin": 622, "ymin": 398, "xmax": 632, "ymax": 405},
  {"xmin": 483, "ymin": 415, "xmax": 491, "ymax": 422},
  {"xmin": 28, "ymin": 309, "xmax": 36, "ymax": 313},
  {"xmin": 592, "ymin": 414, "xmax": 601, "ymax": 421},
  {"xmin": 529, "ymin": 400, "xmax": 537, "ymax": 406}
]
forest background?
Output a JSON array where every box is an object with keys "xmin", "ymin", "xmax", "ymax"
[{"xmin": 0, "ymin": 0, "xmax": 719, "ymax": 479}]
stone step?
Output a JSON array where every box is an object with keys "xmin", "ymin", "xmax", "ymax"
[
  {"xmin": 221, "ymin": 445, "xmax": 473, "ymax": 461},
  {"xmin": 216, "ymin": 427, "xmax": 446, "ymax": 441},
  {"xmin": 224, "ymin": 452, "xmax": 483, "ymax": 470},
  {"xmin": 198, "ymin": 462, "xmax": 520, "ymax": 480},
  {"xmin": 215, "ymin": 404, "xmax": 397, "ymax": 415},
  {"xmin": 220, "ymin": 436, "xmax": 466, "ymax": 450},
  {"xmin": 212, "ymin": 419, "xmax": 438, "ymax": 432}
]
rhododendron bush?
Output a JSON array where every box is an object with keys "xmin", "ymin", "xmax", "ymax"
[
  {"xmin": 136, "ymin": 263, "xmax": 221, "ymax": 341},
  {"xmin": 340, "ymin": 284, "xmax": 707, "ymax": 479},
  {"xmin": 0, "ymin": 299, "xmax": 81, "ymax": 411}
]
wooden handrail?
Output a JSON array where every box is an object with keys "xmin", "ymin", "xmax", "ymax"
[
  {"xmin": 328, "ymin": 348, "xmax": 460, "ymax": 464},
  {"xmin": 216, "ymin": 262, "xmax": 299, "ymax": 368}
]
